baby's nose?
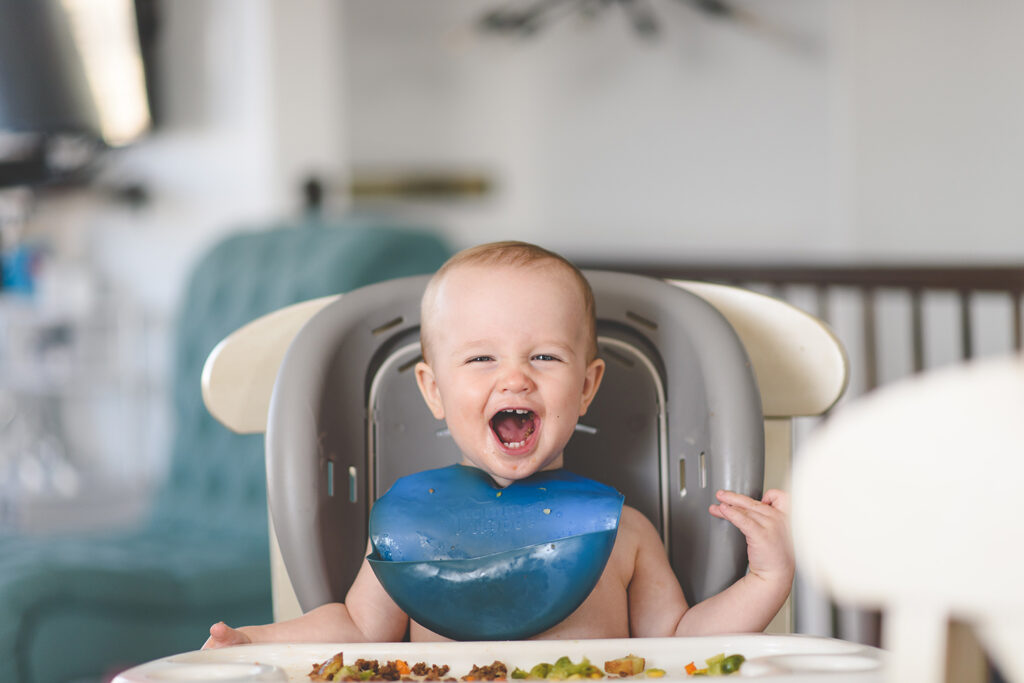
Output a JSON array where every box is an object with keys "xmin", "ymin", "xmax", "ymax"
[{"xmin": 499, "ymin": 364, "xmax": 534, "ymax": 393}]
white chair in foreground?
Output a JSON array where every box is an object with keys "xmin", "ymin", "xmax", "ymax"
[{"xmin": 792, "ymin": 353, "xmax": 1024, "ymax": 683}]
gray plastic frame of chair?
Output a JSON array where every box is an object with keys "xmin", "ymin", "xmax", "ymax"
[{"xmin": 264, "ymin": 271, "xmax": 765, "ymax": 620}]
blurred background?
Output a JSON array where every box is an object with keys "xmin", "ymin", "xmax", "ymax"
[{"xmin": 1, "ymin": 0, "xmax": 1021, "ymax": 680}]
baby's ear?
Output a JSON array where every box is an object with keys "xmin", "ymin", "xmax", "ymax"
[
  {"xmin": 414, "ymin": 361, "xmax": 446, "ymax": 420},
  {"xmin": 578, "ymin": 357, "xmax": 606, "ymax": 416}
]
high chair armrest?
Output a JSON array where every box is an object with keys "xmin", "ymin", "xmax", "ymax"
[
  {"xmin": 202, "ymin": 294, "xmax": 340, "ymax": 434},
  {"xmin": 670, "ymin": 280, "xmax": 848, "ymax": 417}
]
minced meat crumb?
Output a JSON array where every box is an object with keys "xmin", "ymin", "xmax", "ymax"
[
  {"xmin": 375, "ymin": 662, "xmax": 404, "ymax": 681},
  {"xmin": 412, "ymin": 662, "xmax": 452, "ymax": 680},
  {"xmin": 462, "ymin": 661, "xmax": 508, "ymax": 680},
  {"xmin": 311, "ymin": 655, "xmax": 460, "ymax": 682}
]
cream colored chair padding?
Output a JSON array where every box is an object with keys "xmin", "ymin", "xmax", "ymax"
[{"xmin": 202, "ymin": 295, "xmax": 340, "ymax": 436}]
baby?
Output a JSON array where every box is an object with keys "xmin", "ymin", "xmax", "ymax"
[{"xmin": 204, "ymin": 240, "xmax": 793, "ymax": 647}]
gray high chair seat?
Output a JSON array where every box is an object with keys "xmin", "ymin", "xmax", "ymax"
[{"xmin": 202, "ymin": 270, "xmax": 848, "ymax": 634}]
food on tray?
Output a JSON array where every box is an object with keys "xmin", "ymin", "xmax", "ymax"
[
  {"xmin": 462, "ymin": 661, "xmax": 508, "ymax": 680},
  {"xmin": 308, "ymin": 652, "xmax": 453, "ymax": 681},
  {"xmin": 311, "ymin": 652, "xmax": 346, "ymax": 680},
  {"xmin": 511, "ymin": 656, "xmax": 604, "ymax": 680},
  {"xmin": 309, "ymin": 652, "xmax": 680, "ymax": 682},
  {"xmin": 412, "ymin": 662, "xmax": 456, "ymax": 680},
  {"xmin": 603, "ymin": 655, "xmax": 645, "ymax": 677},
  {"xmin": 683, "ymin": 653, "xmax": 745, "ymax": 676}
]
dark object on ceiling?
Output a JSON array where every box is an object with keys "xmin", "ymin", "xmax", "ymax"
[{"xmin": 478, "ymin": 0, "xmax": 742, "ymax": 38}]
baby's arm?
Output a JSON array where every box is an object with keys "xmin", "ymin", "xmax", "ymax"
[
  {"xmin": 676, "ymin": 489, "xmax": 793, "ymax": 634},
  {"xmin": 203, "ymin": 553, "xmax": 408, "ymax": 648},
  {"xmin": 627, "ymin": 489, "xmax": 794, "ymax": 636}
]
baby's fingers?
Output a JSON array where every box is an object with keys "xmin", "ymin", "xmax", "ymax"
[
  {"xmin": 714, "ymin": 489, "xmax": 767, "ymax": 509},
  {"xmin": 760, "ymin": 488, "xmax": 790, "ymax": 514},
  {"xmin": 708, "ymin": 500, "xmax": 767, "ymax": 537},
  {"xmin": 203, "ymin": 622, "xmax": 249, "ymax": 649},
  {"xmin": 713, "ymin": 490, "xmax": 779, "ymax": 524}
]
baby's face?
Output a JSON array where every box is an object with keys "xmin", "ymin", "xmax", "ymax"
[{"xmin": 415, "ymin": 262, "xmax": 604, "ymax": 486}]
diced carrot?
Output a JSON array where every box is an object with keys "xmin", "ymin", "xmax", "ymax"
[
  {"xmin": 395, "ymin": 660, "xmax": 411, "ymax": 675},
  {"xmin": 684, "ymin": 662, "xmax": 697, "ymax": 675}
]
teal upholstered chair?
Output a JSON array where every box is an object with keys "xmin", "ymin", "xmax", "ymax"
[{"xmin": 0, "ymin": 218, "xmax": 451, "ymax": 682}]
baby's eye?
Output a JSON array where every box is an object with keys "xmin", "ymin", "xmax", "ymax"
[
  {"xmin": 466, "ymin": 355, "xmax": 494, "ymax": 363},
  {"xmin": 532, "ymin": 354, "xmax": 560, "ymax": 362}
]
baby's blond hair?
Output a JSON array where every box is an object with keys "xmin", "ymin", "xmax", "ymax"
[{"xmin": 419, "ymin": 241, "xmax": 597, "ymax": 363}]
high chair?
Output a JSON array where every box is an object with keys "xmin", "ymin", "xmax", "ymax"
[{"xmin": 202, "ymin": 270, "xmax": 849, "ymax": 635}]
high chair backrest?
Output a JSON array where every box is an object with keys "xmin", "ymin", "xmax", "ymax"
[{"xmin": 202, "ymin": 271, "xmax": 848, "ymax": 631}]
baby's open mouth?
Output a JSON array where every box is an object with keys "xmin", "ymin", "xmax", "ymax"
[{"xmin": 490, "ymin": 408, "xmax": 537, "ymax": 449}]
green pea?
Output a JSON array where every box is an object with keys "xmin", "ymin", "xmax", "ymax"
[
  {"xmin": 720, "ymin": 655, "xmax": 745, "ymax": 674},
  {"xmin": 529, "ymin": 662, "xmax": 552, "ymax": 679}
]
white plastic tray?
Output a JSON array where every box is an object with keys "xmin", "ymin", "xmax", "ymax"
[{"xmin": 113, "ymin": 634, "xmax": 885, "ymax": 682}]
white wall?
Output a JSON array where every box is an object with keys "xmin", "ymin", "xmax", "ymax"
[
  {"xmin": 340, "ymin": 0, "xmax": 1024, "ymax": 262},
  {"xmin": 838, "ymin": 0, "xmax": 1024, "ymax": 259},
  {"xmin": 341, "ymin": 0, "xmax": 842, "ymax": 261}
]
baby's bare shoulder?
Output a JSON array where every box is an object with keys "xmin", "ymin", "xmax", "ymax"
[
  {"xmin": 604, "ymin": 504, "xmax": 669, "ymax": 591},
  {"xmin": 614, "ymin": 505, "xmax": 666, "ymax": 554},
  {"xmin": 619, "ymin": 504, "xmax": 661, "ymax": 533}
]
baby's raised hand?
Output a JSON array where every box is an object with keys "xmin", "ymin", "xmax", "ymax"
[
  {"xmin": 202, "ymin": 621, "xmax": 252, "ymax": 649},
  {"xmin": 709, "ymin": 489, "xmax": 794, "ymax": 586}
]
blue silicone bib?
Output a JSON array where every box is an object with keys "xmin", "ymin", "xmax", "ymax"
[{"xmin": 367, "ymin": 464, "xmax": 623, "ymax": 640}]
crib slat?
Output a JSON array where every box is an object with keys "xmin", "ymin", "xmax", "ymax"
[
  {"xmin": 959, "ymin": 290, "xmax": 974, "ymax": 360},
  {"xmin": 815, "ymin": 284, "xmax": 831, "ymax": 324},
  {"xmin": 910, "ymin": 288, "xmax": 925, "ymax": 373},
  {"xmin": 1013, "ymin": 290, "xmax": 1022, "ymax": 351},
  {"xmin": 861, "ymin": 287, "xmax": 879, "ymax": 391}
]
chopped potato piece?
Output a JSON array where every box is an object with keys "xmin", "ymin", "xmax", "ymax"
[{"xmin": 603, "ymin": 655, "xmax": 645, "ymax": 677}]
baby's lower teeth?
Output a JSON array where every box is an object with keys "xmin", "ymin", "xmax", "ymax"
[{"xmin": 504, "ymin": 440, "xmax": 525, "ymax": 448}]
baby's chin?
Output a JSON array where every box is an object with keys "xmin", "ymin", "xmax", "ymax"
[{"xmin": 461, "ymin": 452, "xmax": 565, "ymax": 487}]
